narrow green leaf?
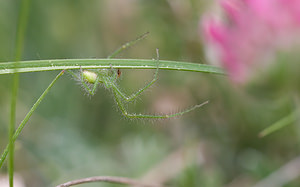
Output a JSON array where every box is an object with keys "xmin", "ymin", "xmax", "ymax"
[
  {"xmin": 259, "ymin": 110, "xmax": 298, "ymax": 137},
  {"xmin": 0, "ymin": 59, "xmax": 225, "ymax": 75},
  {"xmin": 9, "ymin": 0, "xmax": 31, "ymax": 186}
]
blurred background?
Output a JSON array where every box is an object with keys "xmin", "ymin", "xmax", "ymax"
[{"xmin": 1, "ymin": 0, "xmax": 300, "ymax": 186}]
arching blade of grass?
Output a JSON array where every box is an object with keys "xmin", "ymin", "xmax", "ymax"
[
  {"xmin": 0, "ymin": 59, "xmax": 225, "ymax": 75},
  {"xmin": 0, "ymin": 70, "xmax": 65, "ymax": 169},
  {"xmin": 259, "ymin": 110, "xmax": 299, "ymax": 137}
]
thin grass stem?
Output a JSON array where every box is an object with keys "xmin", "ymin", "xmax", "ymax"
[
  {"xmin": 259, "ymin": 110, "xmax": 298, "ymax": 137},
  {"xmin": 0, "ymin": 70, "xmax": 64, "ymax": 169},
  {"xmin": 56, "ymin": 175, "xmax": 163, "ymax": 187},
  {"xmin": 9, "ymin": 0, "xmax": 31, "ymax": 186}
]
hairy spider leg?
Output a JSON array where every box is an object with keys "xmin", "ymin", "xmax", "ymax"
[
  {"xmin": 113, "ymin": 89, "xmax": 208, "ymax": 119},
  {"xmin": 104, "ymin": 68, "xmax": 118, "ymax": 89},
  {"xmin": 110, "ymin": 49, "xmax": 209, "ymax": 119},
  {"xmin": 109, "ymin": 49, "xmax": 159, "ymax": 103},
  {"xmin": 107, "ymin": 32, "xmax": 150, "ymax": 59},
  {"xmin": 108, "ymin": 32, "xmax": 150, "ymax": 81}
]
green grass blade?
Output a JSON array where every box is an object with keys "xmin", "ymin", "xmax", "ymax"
[
  {"xmin": 259, "ymin": 110, "xmax": 298, "ymax": 137},
  {"xmin": 9, "ymin": 0, "xmax": 31, "ymax": 185},
  {"xmin": 0, "ymin": 59, "xmax": 225, "ymax": 75},
  {"xmin": 0, "ymin": 71, "xmax": 65, "ymax": 169}
]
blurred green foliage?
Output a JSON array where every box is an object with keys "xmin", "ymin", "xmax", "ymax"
[{"xmin": 1, "ymin": 0, "xmax": 300, "ymax": 187}]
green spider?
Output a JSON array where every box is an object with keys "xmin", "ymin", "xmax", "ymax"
[{"xmin": 67, "ymin": 34, "xmax": 208, "ymax": 119}]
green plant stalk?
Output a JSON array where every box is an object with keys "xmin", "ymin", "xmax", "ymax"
[
  {"xmin": 259, "ymin": 110, "xmax": 298, "ymax": 137},
  {"xmin": 9, "ymin": 0, "xmax": 31, "ymax": 186},
  {"xmin": 9, "ymin": 74, "xmax": 17, "ymax": 187},
  {"xmin": 0, "ymin": 70, "xmax": 64, "ymax": 169},
  {"xmin": 0, "ymin": 59, "xmax": 225, "ymax": 75}
]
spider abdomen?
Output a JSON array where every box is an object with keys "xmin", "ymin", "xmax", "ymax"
[{"xmin": 82, "ymin": 70, "xmax": 98, "ymax": 84}]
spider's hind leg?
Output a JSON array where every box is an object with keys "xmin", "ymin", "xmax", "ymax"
[{"xmin": 112, "ymin": 87, "xmax": 209, "ymax": 119}]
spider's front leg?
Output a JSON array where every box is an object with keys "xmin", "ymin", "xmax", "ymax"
[{"xmin": 111, "ymin": 49, "xmax": 160, "ymax": 103}]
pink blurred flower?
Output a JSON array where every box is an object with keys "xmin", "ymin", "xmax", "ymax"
[{"xmin": 201, "ymin": 0, "xmax": 300, "ymax": 83}]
